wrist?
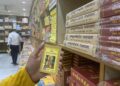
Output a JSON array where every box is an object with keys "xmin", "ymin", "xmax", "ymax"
[{"xmin": 25, "ymin": 67, "xmax": 39, "ymax": 83}]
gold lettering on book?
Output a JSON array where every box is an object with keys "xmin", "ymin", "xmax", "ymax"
[
  {"xmin": 112, "ymin": 0, "xmax": 118, "ymax": 2},
  {"xmin": 114, "ymin": 10, "xmax": 120, "ymax": 14}
]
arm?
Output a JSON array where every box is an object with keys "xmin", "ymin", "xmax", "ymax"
[
  {"xmin": 0, "ymin": 42, "xmax": 46, "ymax": 86},
  {"xmin": 7, "ymin": 34, "xmax": 12, "ymax": 46}
]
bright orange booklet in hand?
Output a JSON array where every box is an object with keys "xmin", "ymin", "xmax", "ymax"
[{"xmin": 40, "ymin": 43, "xmax": 61, "ymax": 74}]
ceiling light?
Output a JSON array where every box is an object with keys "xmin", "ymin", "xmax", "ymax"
[
  {"xmin": 8, "ymin": 10, "xmax": 11, "ymax": 13},
  {"xmin": 23, "ymin": 8, "xmax": 26, "ymax": 11},
  {"xmin": 22, "ymin": 1, "xmax": 26, "ymax": 4}
]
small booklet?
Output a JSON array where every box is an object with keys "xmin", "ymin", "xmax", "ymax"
[{"xmin": 40, "ymin": 43, "xmax": 61, "ymax": 74}]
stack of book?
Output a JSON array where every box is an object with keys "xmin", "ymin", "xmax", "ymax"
[
  {"xmin": 56, "ymin": 50, "xmax": 73, "ymax": 86},
  {"xmin": 99, "ymin": 0, "xmax": 120, "ymax": 65},
  {"xmin": 64, "ymin": 0, "xmax": 100, "ymax": 57}
]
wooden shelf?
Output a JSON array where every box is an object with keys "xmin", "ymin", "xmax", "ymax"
[
  {"xmin": 102, "ymin": 60, "xmax": 120, "ymax": 71},
  {"xmin": 16, "ymin": 23, "xmax": 28, "ymax": 25},
  {"xmin": 60, "ymin": 44, "xmax": 120, "ymax": 72},
  {"xmin": 5, "ymin": 29, "xmax": 13, "ymax": 30},
  {"xmin": 0, "ymin": 29, "xmax": 5, "ymax": 31},
  {"xmin": 4, "ymin": 22, "xmax": 13, "ymax": 24},
  {"xmin": 59, "ymin": 44, "xmax": 101, "ymax": 63},
  {"xmin": 0, "ymin": 22, "xmax": 4, "ymax": 23},
  {"xmin": 0, "ymin": 42, "xmax": 5, "ymax": 43},
  {"xmin": 22, "ymin": 35, "xmax": 31, "ymax": 37}
]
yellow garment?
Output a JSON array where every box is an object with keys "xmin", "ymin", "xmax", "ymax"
[{"xmin": 0, "ymin": 68, "xmax": 35, "ymax": 86}]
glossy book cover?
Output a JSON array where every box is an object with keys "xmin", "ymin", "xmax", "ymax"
[{"xmin": 40, "ymin": 43, "xmax": 61, "ymax": 74}]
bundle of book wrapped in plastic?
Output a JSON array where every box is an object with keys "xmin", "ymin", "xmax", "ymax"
[
  {"xmin": 99, "ymin": 0, "xmax": 120, "ymax": 65},
  {"xmin": 19, "ymin": 39, "xmax": 34, "ymax": 68},
  {"xmin": 64, "ymin": 0, "xmax": 120, "ymax": 66},
  {"xmin": 64, "ymin": 0, "xmax": 100, "ymax": 57}
]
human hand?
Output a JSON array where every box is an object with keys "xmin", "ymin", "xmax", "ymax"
[{"xmin": 26, "ymin": 42, "xmax": 47, "ymax": 83}]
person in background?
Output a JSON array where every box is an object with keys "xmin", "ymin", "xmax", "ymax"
[
  {"xmin": 7, "ymin": 30, "xmax": 22, "ymax": 65},
  {"xmin": 0, "ymin": 42, "xmax": 46, "ymax": 86}
]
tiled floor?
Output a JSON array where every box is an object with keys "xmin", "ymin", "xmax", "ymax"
[{"xmin": 0, "ymin": 54, "xmax": 19, "ymax": 80}]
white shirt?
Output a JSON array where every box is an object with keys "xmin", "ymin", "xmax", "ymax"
[{"xmin": 8, "ymin": 31, "xmax": 22, "ymax": 45}]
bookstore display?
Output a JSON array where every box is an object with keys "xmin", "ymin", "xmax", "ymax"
[
  {"xmin": 29, "ymin": 0, "xmax": 120, "ymax": 86},
  {"xmin": 0, "ymin": 15, "xmax": 30, "ymax": 52},
  {"xmin": 19, "ymin": 39, "xmax": 34, "ymax": 68}
]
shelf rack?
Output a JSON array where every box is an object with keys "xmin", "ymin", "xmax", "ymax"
[
  {"xmin": 0, "ymin": 15, "xmax": 30, "ymax": 53},
  {"xmin": 30, "ymin": 0, "xmax": 120, "ymax": 85}
]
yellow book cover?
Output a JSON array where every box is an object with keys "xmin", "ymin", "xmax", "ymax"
[{"xmin": 40, "ymin": 43, "xmax": 61, "ymax": 74}]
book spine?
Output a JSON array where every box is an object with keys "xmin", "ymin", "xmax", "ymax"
[
  {"xmin": 100, "ymin": 36, "xmax": 120, "ymax": 42},
  {"xmin": 66, "ymin": 23, "xmax": 100, "ymax": 34},
  {"xmin": 66, "ymin": 10, "xmax": 100, "ymax": 27},
  {"xmin": 100, "ymin": 0, "xmax": 119, "ymax": 6},
  {"xmin": 84, "ymin": 22, "xmax": 100, "ymax": 34},
  {"xmin": 83, "ymin": 0, "xmax": 100, "ymax": 14},
  {"xmin": 100, "ymin": 15, "xmax": 120, "ymax": 25},
  {"xmin": 101, "ymin": 2, "xmax": 120, "ymax": 18},
  {"xmin": 65, "ymin": 34, "xmax": 99, "ymax": 44},
  {"xmin": 99, "ymin": 41, "xmax": 120, "ymax": 48},
  {"xmin": 84, "ymin": 10, "xmax": 100, "ymax": 24},
  {"xmin": 100, "ymin": 25, "xmax": 120, "ymax": 36},
  {"xmin": 100, "ymin": 46, "xmax": 120, "ymax": 62},
  {"xmin": 64, "ymin": 41, "xmax": 97, "ymax": 56}
]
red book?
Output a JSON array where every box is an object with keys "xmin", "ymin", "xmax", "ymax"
[
  {"xmin": 100, "ymin": 15, "xmax": 120, "ymax": 25},
  {"xmin": 71, "ymin": 67, "xmax": 99, "ymax": 86},
  {"xmin": 100, "ymin": 46, "xmax": 120, "ymax": 62},
  {"xmin": 101, "ymin": 1, "xmax": 120, "ymax": 18},
  {"xmin": 100, "ymin": 36, "xmax": 120, "ymax": 42},
  {"xmin": 100, "ymin": 25, "xmax": 120, "ymax": 36},
  {"xmin": 99, "ymin": 41, "xmax": 120, "ymax": 48},
  {"xmin": 100, "ymin": 0, "xmax": 120, "ymax": 6}
]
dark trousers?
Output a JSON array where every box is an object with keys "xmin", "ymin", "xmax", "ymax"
[{"xmin": 10, "ymin": 45, "xmax": 19, "ymax": 64}]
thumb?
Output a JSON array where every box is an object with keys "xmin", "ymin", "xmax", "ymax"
[
  {"xmin": 34, "ymin": 42, "xmax": 45, "ymax": 57},
  {"xmin": 37, "ymin": 50, "xmax": 44, "ymax": 61}
]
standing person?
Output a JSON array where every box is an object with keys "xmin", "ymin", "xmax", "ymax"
[{"xmin": 7, "ymin": 30, "xmax": 22, "ymax": 65}]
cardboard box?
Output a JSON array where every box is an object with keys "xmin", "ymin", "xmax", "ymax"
[{"xmin": 101, "ymin": 1, "xmax": 120, "ymax": 18}]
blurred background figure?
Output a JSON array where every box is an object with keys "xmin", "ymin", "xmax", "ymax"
[{"xmin": 7, "ymin": 30, "xmax": 22, "ymax": 65}]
